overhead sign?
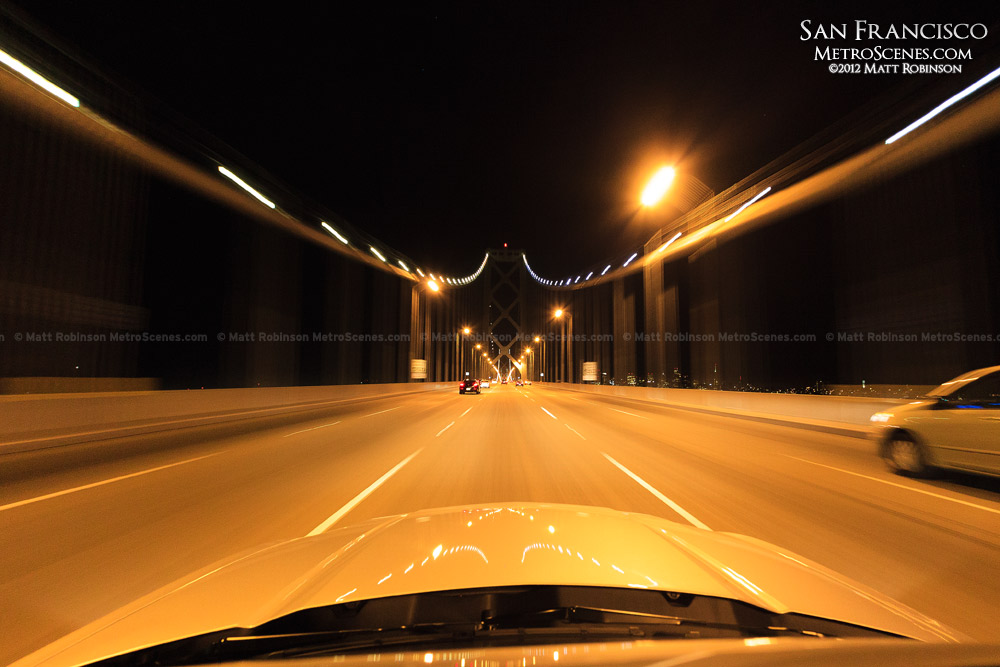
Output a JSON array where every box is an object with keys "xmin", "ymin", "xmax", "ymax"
[
  {"xmin": 410, "ymin": 359, "xmax": 427, "ymax": 380},
  {"xmin": 582, "ymin": 362, "xmax": 598, "ymax": 383}
]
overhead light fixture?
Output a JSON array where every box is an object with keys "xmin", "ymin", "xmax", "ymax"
[
  {"xmin": 724, "ymin": 187, "xmax": 772, "ymax": 223},
  {"xmin": 623, "ymin": 252, "xmax": 638, "ymax": 267},
  {"xmin": 321, "ymin": 221, "xmax": 349, "ymax": 244},
  {"xmin": 886, "ymin": 64, "xmax": 1000, "ymax": 144},
  {"xmin": 656, "ymin": 231, "xmax": 683, "ymax": 253},
  {"xmin": 217, "ymin": 166, "xmax": 276, "ymax": 209},
  {"xmin": 369, "ymin": 246, "xmax": 387, "ymax": 262},
  {"xmin": 0, "ymin": 48, "xmax": 79, "ymax": 107}
]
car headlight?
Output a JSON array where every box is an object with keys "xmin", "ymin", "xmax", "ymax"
[{"xmin": 870, "ymin": 412, "xmax": 893, "ymax": 423}]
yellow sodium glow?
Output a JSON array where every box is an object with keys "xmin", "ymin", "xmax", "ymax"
[
  {"xmin": 427, "ymin": 280, "xmax": 440, "ymax": 292},
  {"xmin": 641, "ymin": 166, "xmax": 676, "ymax": 207}
]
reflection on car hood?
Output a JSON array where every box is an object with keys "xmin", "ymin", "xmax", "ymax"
[{"xmin": 14, "ymin": 503, "xmax": 961, "ymax": 667}]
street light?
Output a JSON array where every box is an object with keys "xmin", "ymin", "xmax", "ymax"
[
  {"xmin": 641, "ymin": 166, "xmax": 714, "ymax": 213},
  {"xmin": 553, "ymin": 308, "xmax": 573, "ymax": 383},
  {"xmin": 641, "ymin": 166, "xmax": 676, "ymax": 207}
]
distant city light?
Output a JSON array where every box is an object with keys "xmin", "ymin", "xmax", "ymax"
[
  {"xmin": 320, "ymin": 221, "xmax": 348, "ymax": 244},
  {"xmin": 886, "ymin": 64, "xmax": 1000, "ymax": 144},
  {"xmin": 0, "ymin": 47, "xmax": 80, "ymax": 107},
  {"xmin": 217, "ymin": 166, "xmax": 276, "ymax": 209},
  {"xmin": 641, "ymin": 166, "xmax": 676, "ymax": 207}
]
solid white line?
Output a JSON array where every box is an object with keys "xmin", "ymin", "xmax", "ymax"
[
  {"xmin": 459, "ymin": 407, "xmax": 472, "ymax": 418},
  {"xmin": 541, "ymin": 407, "xmax": 558, "ymax": 420},
  {"xmin": 610, "ymin": 407, "xmax": 648, "ymax": 419},
  {"xmin": 602, "ymin": 453, "xmax": 711, "ymax": 530},
  {"xmin": 436, "ymin": 421, "xmax": 456, "ymax": 437},
  {"xmin": 565, "ymin": 424, "xmax": 586, "ymax": 440},
  {"xmin": 783, "ymin": 455, "xmax": 1000, "ymax": 516},
  {"xmin": 363, "ymin": 407, "xmax": 400, "ymax": 418},
  {"xmin": 308, "ymin": 448, "xmax": 424, "ymax": 536},
  {"xmin": 283, "ymin": 421, "xmax": 342, "ymax": 437},
  {"xmin": 0, "ymin": 452, "xmax": 221, "ymax": 512}
]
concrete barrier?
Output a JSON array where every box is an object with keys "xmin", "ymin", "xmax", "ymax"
[
  {"xmin": 1, "ymin": 382, "xmax": 450, "ymax": 452},
  {"xmin": 543, "ymin": 383, "xmax": 907, "ymax": 436}
]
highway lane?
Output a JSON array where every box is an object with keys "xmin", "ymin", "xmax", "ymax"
[{"xmin": 2, "ymin": 383, "xmax": 999, "ymax": 664}]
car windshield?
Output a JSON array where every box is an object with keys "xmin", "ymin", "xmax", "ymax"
[
  {"xmin": 86, "ymin": 586, "xmax": 902, "ymax": 666},
  {"xmin": 926, "ymin": 369, "xmax": 1000, "ymax": 398},
  {"xmin": 3, "ymin": 3, "xmax": 1000, "ymax": 666}
]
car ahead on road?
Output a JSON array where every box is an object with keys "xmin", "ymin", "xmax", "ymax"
[
  {"xmin": 872, "ymin": 364, "xmax": 1000, "ymax": 478},
  {"xmin": 13, "ymin": 502, "xmax": 974, "ymax": 667},
  {"xmin": 458, "ymin": 379, "xmax": 480, "ymax": 394},
  {"xmin": 480, "ymin": 380, "xmax": 490, "ymax": 389},
  {"xmin": 515, "ymin": 379, "xmax": 524, "ymax": 386}
]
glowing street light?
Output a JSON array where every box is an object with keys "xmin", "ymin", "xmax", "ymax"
[
  {"xmin": 640, "ymin": 166, "xmax": 676, "ymax": 207},
  {"xmin": 554, "ymin": 309, "xmax": 564, "ymax": 318},
  {"xmin": 463, "ymin": 327, "xmax": 471, "ymax": 335},
  {"xmin": 427, "ymin": 280, "xmax": 440, "ymax": 292}
]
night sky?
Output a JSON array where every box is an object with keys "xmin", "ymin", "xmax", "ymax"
[{"xmin": 10, "ymin": 0, "xmax": 996, "ymax": 277}]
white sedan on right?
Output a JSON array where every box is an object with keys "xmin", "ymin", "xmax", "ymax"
[{"xmin": 872, "ymin": 365, "xmax": 1000, "ymax": 477}]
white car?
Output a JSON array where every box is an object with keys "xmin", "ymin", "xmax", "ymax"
[
  {"xmin": 13, "ymin": 503, "xmax": 965, "ymax": 667},
  {"xmin": 480, "ymin": 380, "xmax": 490, "ymax": 389},
  {"xmin": 872, "ymin": 365, "xmax": 1000, "ymax": 477}
]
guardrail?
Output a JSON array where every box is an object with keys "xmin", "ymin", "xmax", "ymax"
[
  {"xmin": 544, "ymin": 383, "xmax": 907, "ymax": 436},
  {"xmin": 0, "ymin": 382, "xmax": 450, "ymax": 453}
]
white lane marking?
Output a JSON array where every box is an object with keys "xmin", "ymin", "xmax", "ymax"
[
  {"xmin": 0, "ymin": 452, "xmax": 221, "ymax": 512},
  {"xmin": 436, "ymin": 421, "xmax": 456, "ymax": 437},
  {"xmin": 783, "ymin": 455, "xmax": 1000, "ymax": 516},
  {"xmin": 308, "ymin": 448, "xmax": 423, "ymax": 536},
  {"xmin": 283, "ymin": 421, "xmax": 342, "ymax": 437},
  {"xmin": 363, "ymin": 407, "xmax": 400, "ymax": 418},
  {"xmin": 565, "ymin": 424, "xmax": 586, "ymax": 440},
  {"xmin": 602, "ymin": 453, "xmax": 711, "ymax": 530},
  {"xmin": 541, "ymin": 407, "xmax": 558, "ymax": 420},
  {"xmin": 459, "ymin": 407, "xmax": 472, "ymax": 418},
  {"xmin": 610, "ymin": 407, "xmax": 648, "ymax": 419}
]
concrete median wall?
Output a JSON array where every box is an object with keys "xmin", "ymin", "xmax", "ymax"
[
  {"xmin": 545, "ymin": 383, "xmax": 906, "ymax": 427},
  {"xmin": 1, "ymin": 382, "xmax": 450, "ymax": 451}
]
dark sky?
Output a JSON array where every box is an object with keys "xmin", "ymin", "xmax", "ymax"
[{"xmin": 9, "ymin": 0, "xmax": 997, "ymax": 278}]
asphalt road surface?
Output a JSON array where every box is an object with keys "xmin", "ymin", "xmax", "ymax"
[{"xmin": 2, "ymin": 383, "xmax": 999, "ymax": 663}]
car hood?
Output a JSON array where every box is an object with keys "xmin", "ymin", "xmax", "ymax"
[{"xmin": 13, "ymin": 503, "xmax": 961, "ymax": 667}]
